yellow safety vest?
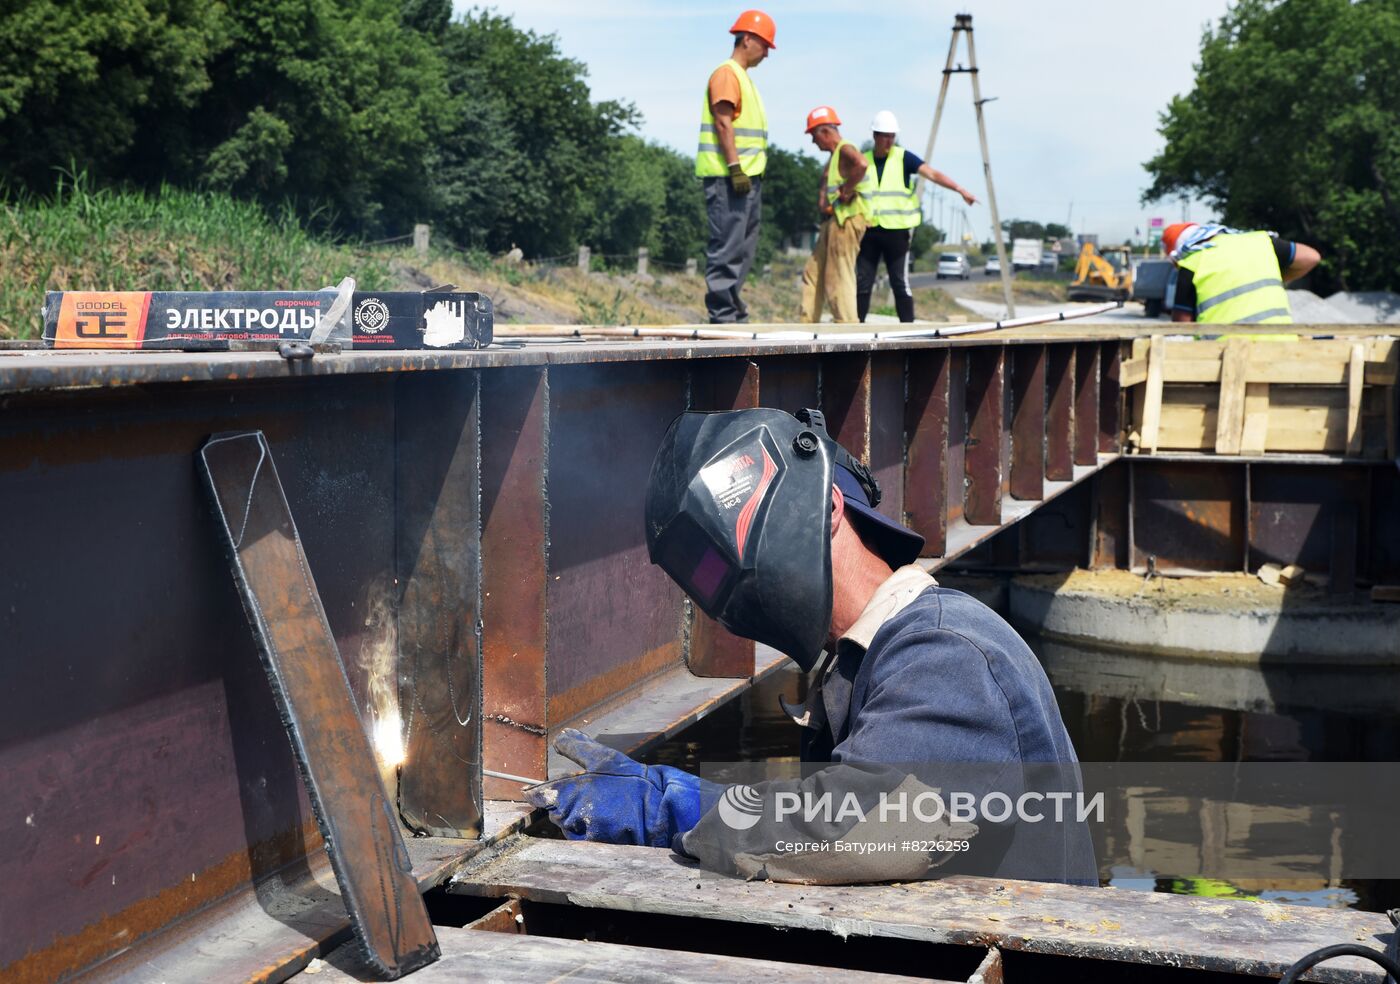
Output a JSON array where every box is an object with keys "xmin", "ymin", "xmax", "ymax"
[
  {"xmin": 826, "ymin": 139, "xmax": 874, "ymax": 226},
  {"xmin": 696, "ymin": 60, "xmax": 768, "ymax": 178},
  {"xmin": 1177, "ymin": 231, "xmax": 1293, "ymax": 325},
  {"xmin": 865, "ymin": 145, "xmax": 920, "ymax": 230}
]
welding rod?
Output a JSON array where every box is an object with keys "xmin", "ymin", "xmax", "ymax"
[{"xmin": 483, "ymin": 767, "xmax": 548, "ymax": 786}]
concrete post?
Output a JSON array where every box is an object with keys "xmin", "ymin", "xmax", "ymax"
[
  {"xmin": 413, "ymin": 224, "xmax": 430, "ymax": 256},
  {"xmin": 577, "ymin": 246, "xmax": 591, "ymax": 273},
  {"xmin": 637, "ymin": 248, "xmax": 649, "ymax": 277},
  {"xmin": 685, "ymin": 258, "xmax": 698, "ymax": 276}
]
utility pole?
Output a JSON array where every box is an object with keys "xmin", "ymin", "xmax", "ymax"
[{"xmin": 919, "ymin": 13, "xmax": 1015, "ymax": 317}]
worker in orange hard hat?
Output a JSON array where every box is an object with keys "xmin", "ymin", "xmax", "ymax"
[
  {"xmin": 1161, "ymin": 221, "xmax": 1319, "ymax": 328},
  {"xmin": 800, "ymin": 107, "xmax": 875, "ymax": 324},
  {"xmin": 696, "ymin": 10, "xmax": 775, "ymax": 324}
]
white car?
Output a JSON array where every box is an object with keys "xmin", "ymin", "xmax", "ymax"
[
  {"xmin": 936, "ymin": 253, "xmax": 971, "ymax": 280},
  {"xmin": 984, "ymin": 255, "xmax": 1001, "ymax": 276}
]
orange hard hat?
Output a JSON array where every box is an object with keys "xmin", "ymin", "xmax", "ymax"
[
  {"xmin": 1161, "ymin": 222, "xmax": 1195, "ymax": 255},
  {"xmin": 805, "ymin": 105, "xmax": 841, "ymax": 133},
  {"xmin": 729, "ymin": 9, "xmax": 776, "ymax": 48}
]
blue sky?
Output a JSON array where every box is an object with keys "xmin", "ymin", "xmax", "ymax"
[{"xmin": 453, "ymin": 1, "xmax": 1232, "ymax": 243}]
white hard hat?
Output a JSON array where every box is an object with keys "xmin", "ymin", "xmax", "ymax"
[{"xmin": 871, "ymin": 110, "xmax": 899, "ymax": 134}]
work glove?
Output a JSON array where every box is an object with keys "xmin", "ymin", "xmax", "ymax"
[
  {"xmin": 728, "ymin": 162, "xmax": 752, "ymax": 196},
  {"xmin": 523, "ymin": 729, "xmax": 719, "ymax": 847}
]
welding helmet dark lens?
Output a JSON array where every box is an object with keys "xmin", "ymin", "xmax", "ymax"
[
  {"xmin": 645, "ymin": 409, "xmax": 837, "ymax": 672},
  {"xmin": 653, "ymin": 513, "xmax": 735, "ymax": 608}
]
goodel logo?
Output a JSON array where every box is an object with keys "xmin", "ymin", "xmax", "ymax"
[{"xmin": 717, "ymin": 784, "xmax": 763, "ymax": 830}]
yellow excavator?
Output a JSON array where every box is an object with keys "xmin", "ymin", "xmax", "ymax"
[{"xmin": 1068, "ymin": 243, "xmax": 1133, "ymax": 302}]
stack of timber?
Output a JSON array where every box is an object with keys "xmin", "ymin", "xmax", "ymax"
[{"xmin": 1121, "ymin": 335, "xmax": 1398, "ymax": 457}]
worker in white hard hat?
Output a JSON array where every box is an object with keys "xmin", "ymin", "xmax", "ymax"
[{"xmin": 857, "ymin": 110, "xmax": 979, "ymax": 323}]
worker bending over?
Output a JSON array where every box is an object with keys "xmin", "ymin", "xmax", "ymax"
[
  {"xmin": 858, "ymin": 110, "xmax": 978, "ymax": 323},
  {"xmin": 696, "ymin": 9, "xmax": 775, "ymax": 324},
  {"xmin": 1163, "ymin": 222, "xmax": 1320, "ymax": 326},
  {"xmin": 800, "ymin": 107, "xmax": 875, "ymax": 324},
  {"xmin": 527, "ymin": 408, "xmax": 1096, "ymax": 885}
]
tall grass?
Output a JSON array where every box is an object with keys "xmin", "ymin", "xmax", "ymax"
[{"xmin": 0, "ymin": 172, "xmax": 392, "ymax": 338}]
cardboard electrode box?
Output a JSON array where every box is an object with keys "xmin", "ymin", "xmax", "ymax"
[{"xmin": 42, "ymin": 289, "xmax": 493, "ymax": 351}]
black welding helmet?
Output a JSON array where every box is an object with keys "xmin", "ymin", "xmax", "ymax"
[{"xmin": 646, "ymin": 408, "xmax": 922, "ymax": 672}]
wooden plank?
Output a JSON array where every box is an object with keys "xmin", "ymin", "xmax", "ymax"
[
  {"xmin": 1140, "ymin": 336, "xmax": 1166, "ymax": 454},
  {"xmin": 199, "ymin": 432, "xmax": 439, "ymax": 979},
  {"xmin": 1346, "ymin": 342, "xmax": 1365, "ymax": 457},
  {"xmin": 1153, "ymin": 339, "xmax": 1397, "ymax": 385},
  {"xmin": 1214, "ymin": 339, "xmax": 1249, "ymax": 454},
  {"xmin": 1156, "ymin": 403, "xmax": 1214, "ymax": 451},
  {"xmin": 1119, "ymin": 358, "xmax": 1147, "ymax": 388},
  {"xmin": 313, "ymin": 927, "xmax": 945, "ymax": 983},
  {"xmin": 450, "ymin": 840, "xmax": 1393, "ymax": 981},
  {"xmin": 1240, "ymin": 383, "xmax": 1270, "ymax": 455}
]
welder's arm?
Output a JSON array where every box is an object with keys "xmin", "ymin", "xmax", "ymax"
[{"xmin": 524, "ymin": 729, "xmax": 722, "ymax": 847}]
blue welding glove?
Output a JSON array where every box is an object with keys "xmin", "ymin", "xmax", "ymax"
[{"xmin": 523, "ymin": 729, "xmax": 719, "ymax": 847}]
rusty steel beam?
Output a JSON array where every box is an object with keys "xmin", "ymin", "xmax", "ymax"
[
  {"xmin": 1010, "ymin": 345, "xmax": 1046, "ymax": 501},
  {"xmin": 395, "ymin": 372, "xmax": 483, "ymax": 838},
  {"xmin": 1046, "ymin": 345, "xmax": 1075, "ymax": 482},
  {"xmin": 964, "ymin": 348, "xmax": 1007, "ymax": 525},
  {"xmin": 905, "ymin": 349, "xmax": 950, "ymax": 556},
  {"xmin": 543, "ymin": 363, "xmax": 690, "ymax": 727},
  {"xmin": 200, "ymin": 431, "xmax": 439, "ymax": 979},
  {"xmin": 0, "ymin": 374, "xmax": 404, "ymax": 982},
  {"xmin": 1098, "ymin": 341, "xmax": 1122, "ymax": 454},
  {"xmin": 945, "ymin": 350, "xmax": 968, "ymax": 529},
  {"xmin": 822, "ymin": 352, "xmax": 872, "ymax": 462},
  {"xmin": 687, "ymin": 359, "xmax": 759, "ymax": 678},
  {"xmin": 869, "ymin": 352, "xmax": 907, "ymax": 523},
  {"xmin": 1074, "ymin": 342, "xmax": 1100, "ymax": 467},
  {"xmin": 1, "ymin": 331, "xmax": 1306, "ymax": 981},
  {"xmin": 480, "ymin": 367, "xmax": 550, "ymax": 802},
  {"xmin": 754, "ymin": 354, "xmax": 820, "ymax": 416},
  {"xmin": 1090, "ymin": 464, "xmax": 1131, "ymax": 569},
  {"xmin": 1131, "ymin": 461, "xmax": 1246, "ymax": 573}
]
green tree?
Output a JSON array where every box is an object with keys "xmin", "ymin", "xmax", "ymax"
[
  {"xmin": 0, "ymin": 0, "xmax": 226, "ymax": 188},
  {"xmin": 187, "ymin": 0, "xmax": 452, "ymax": 233},
  {"xmin": 437, "ymin": 11, "xmax": 636, "ymax": 256},
  {"xmin": 911, "ymin": 221, "xmax": 944, "ymax": 258},
  {"xmin": 1143, "ymin": 0, "xmax": 1400, "ymax": 292},
  {"xmin": 1001, "ymin": 218, "xmax": 1047, "ymax": 240},
  {"xmin": 759, "ymin": 146, "xmax": 823, "ymax": 258}
]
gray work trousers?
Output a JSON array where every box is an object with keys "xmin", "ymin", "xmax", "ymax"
[{"xmin": 702, "ymin": 175, "xmax": 762, "ymax": 323}]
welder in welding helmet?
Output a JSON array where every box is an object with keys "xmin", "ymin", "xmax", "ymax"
[
  {"xmin": 523, "ymin": 407, "xmax": 925, "ymax": 851},
  {"xmin": 644, "ymin": 407, "xmax": 924, "ymax": 670}
]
